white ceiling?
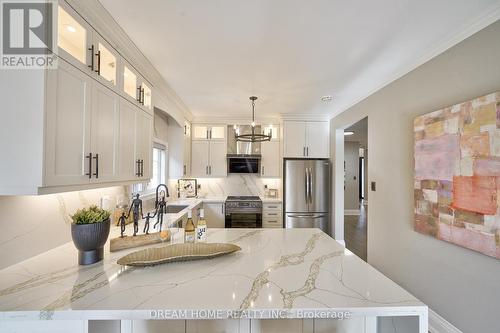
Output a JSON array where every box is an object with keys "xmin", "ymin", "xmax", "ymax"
[{"xmin": 99, "ymin": 0, "xmax": 500, "ymax": 119}]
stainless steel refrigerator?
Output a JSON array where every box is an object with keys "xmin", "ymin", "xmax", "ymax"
[{"xmin": 284, "ymin": 159, "xmax": 330, "ymax": 234}]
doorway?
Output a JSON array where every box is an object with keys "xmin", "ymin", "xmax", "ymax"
[{"xmin": 342, "ymin": 117, "xmax": 368, "ymax": 261}]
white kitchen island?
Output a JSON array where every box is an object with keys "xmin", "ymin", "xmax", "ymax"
[{"xmin": 0, "ymin": 228, "xmax": 427, "ymax": 333}]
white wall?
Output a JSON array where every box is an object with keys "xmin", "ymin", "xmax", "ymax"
[
  {"xmin": 331, "ymin": 21, "xmax": 500, "ymax": 333},
  {"xmin": 0, "ymin": 186, "xmax": 126, "ymax": 269},
  {"xmin": 344, "ymin": 142, "xmax": 360, "ymax": 211}
]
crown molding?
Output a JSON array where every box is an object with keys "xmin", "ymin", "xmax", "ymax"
[
  {"xmin": 64, "ymin": 0, "xmax": 193, "ymax": 123},
  {"xmin": 329, "ymin": 2, "xmax": 500, "ymax": 120}
]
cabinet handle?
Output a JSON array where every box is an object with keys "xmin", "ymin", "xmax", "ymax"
[
  {"xmin": 184, "ymin": 125, "xmax": 187, "ymax": 135},
  {"xmin": 93, "ymin": 154, "xmax": 99, "ymax": 179},
  {"xmin": 206, "ymin": 130, "xmax": 209, "ymax": 139},
  {"xmin": 141, "ymin": 88, "xmax": 145, "ymax": 105},
  {"xmin": 88, "ymin": 45, "xmax": 94, "ymax": 71},
  {"xmin": 267, "ymin": 213, "xmax": 278, "ymax": 216},
  {"xmin": 221, "ymin": 204, "xmax": 224, "ymax": 214},
  {"xmin": 303, "ymin": 147, "xmax": 306, "ymax": 156},
  {"xmin": 85, "ymin": 153, "xmax": 93, "ymax": 179},
  {"xmin": 210, "ymin": 129, "xmax": 212, "ymax": 139},
  {"xmin": 306, "ymin": 147, "xmax": 309, "ymax": 156},
  {"xmin": 95, "ymin": 50, "xmax": 101, "ymax": 75},
  {"xmin": 136, "ymin": 87, "xmax": 141, "ymax": 102},
  {"xmin": 262, "ymin": 166, "xmax": 265, "ymax": 176},
  {"xmin": 209, "ymin": 165, "xmax": 212, "ymax": 175},
  {"xmin": 183, "ymin": 165, "xmax": 186, "ymax": 176},
  {"xmin": 140, "ymin": 159, "xmax": 144, "ymax": 177},
  {"xmin": 206, "ymin": 165, "xmax": 208, "ymax": 175},
  {"xmin": 136, "ymin": 159, "xmax": 141, "ymax": 177}
]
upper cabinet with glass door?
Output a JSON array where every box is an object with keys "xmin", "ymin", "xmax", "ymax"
[
  {"xmin": 92, "ymin": 33, "xmax": 119, "ymax": 90},
  {"xmin": 57, "ymin": 3, "xmax": 119, "ymax": 92},
  {"xmin": 57, "ymin": 3, "xmax": 92, "ymax": 71},
  {"xmin": 192, "ymin": 125, "xmax": 226, "ymax": 141},
  {"xmin": 122, "ymin": 62, "xmax": 153, "ymax": 114}
]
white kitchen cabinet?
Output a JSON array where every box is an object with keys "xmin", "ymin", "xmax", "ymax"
[
  {"xmin": 204, "ymin": 202, "xmax": 225, "ymax": 228},
  {"xmin": 283, "ymin": 121, "xmax": 329, "ymax": 158},
  {"xmin": 183, "ymin": 121, "xmax": 191, "ymax": 177},
  {"xmin": 261, "ymin": 141, "xmax": 280, "ymax": 177},
  {"xmin": 209, "ymin": 141, "xmax": 227, "ymax": 177},
  {"xmin": 263, "ymin": 202, "xmax": 282, "ymax": 228},
  {"xmin": 117, "ymin": 99, "xmax": 137, "ymax": 180},
  {"xmin": 93, "ymin": 32, "xmax": 120, "ymax": 90},
  {"xmin": 191, "ymin": 141, "xmax": 210, "ymax": 177},
  {"xmin": 284, "ymin": 121, "xmax": 307, "ymax": 157},
  {"xmin": 90, "ymin": 81, "xmax": 119, "ymax": 183},
  {"xmin": 192, "ymin": 124, "xmax": 226, "ymax": 141},
  {"xmin": 191, "ymin": 141, "xmax": 227, "ymax": 177},
  {"xmin": 57, "ymin": 3, "xmax": 93, "ymax": 73},
  {"xmin": 306, "ymin": 122, "xmax": 330, "ymax": 158},
  {"xmin": 45, "ymin": 59, "xmax": 92, "ymax": 187},
  {"xmin": 135, "ymin": 110, "xmax": 153, "ymax": 180}
]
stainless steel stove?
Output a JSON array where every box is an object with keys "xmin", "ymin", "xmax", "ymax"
[{"xmin": 225, "ymin": 196, "xmax": 262, "ymax": 228}]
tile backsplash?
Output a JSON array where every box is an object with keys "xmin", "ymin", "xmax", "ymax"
[{"xmin": 170, "ymin": 175, "xmax": 281, "ymax": 199}]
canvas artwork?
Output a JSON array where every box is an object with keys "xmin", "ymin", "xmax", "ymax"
[{"xmin": 414, "ymin": 91, "xmax": 500, "ymax": 259}]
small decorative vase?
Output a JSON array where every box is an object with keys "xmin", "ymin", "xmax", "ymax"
[{"xmin": 71, "ymin": 218, "xmax": 111, "ymax": 265}]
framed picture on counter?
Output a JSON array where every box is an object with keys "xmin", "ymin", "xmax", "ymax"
[{"xmin": 177, "ymin": 179, "xmax": 197, "ymax": 198}]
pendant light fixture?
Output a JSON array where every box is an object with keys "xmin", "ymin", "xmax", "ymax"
[{"xmin": 235, "ymin": 96, "xmax": 272, "ymax": 142}]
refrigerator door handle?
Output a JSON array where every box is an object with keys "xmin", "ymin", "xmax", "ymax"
[
  {"xmin": 304, "ymin": 167, "xmax": 309, "ymax": 205},
  {"xmin": 307, "ymin": 168, "xmax": 312, "ymax": 204},
  {"xmin": 287, "ymin": 214, "xmax": 326, "ymax": 219}
]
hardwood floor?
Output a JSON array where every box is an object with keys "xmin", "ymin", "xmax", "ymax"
[{"xmin": 344, "ymin": 202, "xmax": 367, "ymax": 261}]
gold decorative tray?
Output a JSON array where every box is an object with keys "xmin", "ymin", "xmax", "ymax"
[{"xmin": 117, "ymin": 243, "xmax": 241, "ymax": 267}]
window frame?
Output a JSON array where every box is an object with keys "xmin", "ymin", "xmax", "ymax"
[{"xmin": 131, "ymin": 139, "xmax": 168, "ymax": 196}]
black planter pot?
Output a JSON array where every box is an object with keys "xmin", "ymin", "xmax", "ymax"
[{"xmin": 71, "ymin": 218, "xmax": 110, "ymax": 265}]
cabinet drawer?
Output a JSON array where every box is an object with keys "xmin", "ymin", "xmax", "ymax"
[
  {"xmin": 263, "ymin": 211, "xmax": 281, "ymax": 219},
  {"xmin": 263, "ymin": 202, "xmax": 282, "ymax": 211},
  {"xmin": 263, "ymin": 216, "xmax": 282, "ymax": 228}
]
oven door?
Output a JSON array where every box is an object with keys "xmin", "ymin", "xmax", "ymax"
[{"xmin": 225, "ymin": 212, "xmax": 262, "ymax": 228}]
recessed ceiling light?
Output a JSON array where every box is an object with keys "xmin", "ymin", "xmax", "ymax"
[
  {"xmin": 344, "ymin": 131, "xmax": 354, "ymax": 136},
  {"xmin": 65, "ymin": 25, "xmax": 76, "ymax": 33},
  {"xmin": 321, "ymin": 95, "xmax": 333, "ymax": 102}
]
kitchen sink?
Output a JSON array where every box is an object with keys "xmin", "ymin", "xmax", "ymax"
[{"xmin": 165, "ymin": 205, "xmax": 189, "ymax": 213}]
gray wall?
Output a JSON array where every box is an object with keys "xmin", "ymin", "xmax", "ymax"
[{"xmin": 330, "ymin": 21, "xmax": 500, "ymax": 333}]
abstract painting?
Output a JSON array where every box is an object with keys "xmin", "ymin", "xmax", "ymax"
[{"xmin": 414, "ymin": 91, "xmax": 500, "ymax": 259}]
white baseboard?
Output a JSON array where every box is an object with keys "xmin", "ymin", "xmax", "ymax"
[
  {"xmin": 429, "ymin": 308, "xmax": 462, "ymax": 333},
  {"xmin": 344, "ymin": 209, "xmax": 360, "ymax": 216}
]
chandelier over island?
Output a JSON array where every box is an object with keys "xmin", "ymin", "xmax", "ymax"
[{"xmin": 234, "ymin": 96, "xmax": 272, "ymax": 142}]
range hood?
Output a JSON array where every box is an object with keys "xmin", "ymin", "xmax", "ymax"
[{"xmin": 227, "ymin": 125, "xmax": 261, "ymax": 174}]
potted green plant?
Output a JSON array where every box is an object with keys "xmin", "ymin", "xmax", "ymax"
[{"xmin": 71, "ymin": 205, "xmax": 111, "ymax": 265}]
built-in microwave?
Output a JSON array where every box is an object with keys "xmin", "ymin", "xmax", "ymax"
[{"xmin": 227, "ymin": 155, "xmax": 260, "ymax": 174}]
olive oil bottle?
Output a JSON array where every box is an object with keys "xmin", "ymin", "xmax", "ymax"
[
  {"xmin": 184, "ymin": 210, "xmax": 196, "ymax": 243},
  {"xmin": 196, "ymin": 209, "xmax": 207, "ymax": 242}
]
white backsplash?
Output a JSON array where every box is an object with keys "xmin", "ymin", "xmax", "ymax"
[
  {"xmin": 170, "ymin": 175, "xmax": 281, "ymax": 199},
  {"xmin": 0, "ymin": 186, "xmax": 126, "ymax": 269}
]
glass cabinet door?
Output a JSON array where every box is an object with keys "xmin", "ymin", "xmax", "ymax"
[
  {"xmin": 193, "ymin": 125, "xmax": 209, "ymax": 140},
  {"xmin": 142, "ymin": 82, "xmax": 152, "ymax": 110},
  {"xmin": 210, "ymin": 126, "xmax": 226, "ymax": 140},
  {"xmin": 96, "ymin": 40, "xmax": 117, "ymax": 86},
  {"xmin": 57, "ymin": 4, "xmax": 90, "ymax": 69},
  {"xmin": 123, "ymin": 65, "xmax": 138, "ymax": 101}
]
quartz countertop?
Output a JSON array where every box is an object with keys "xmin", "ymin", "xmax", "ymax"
[{"xmin": 0, "ymin": 228, "xmax": 425, "ymax": 321}]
